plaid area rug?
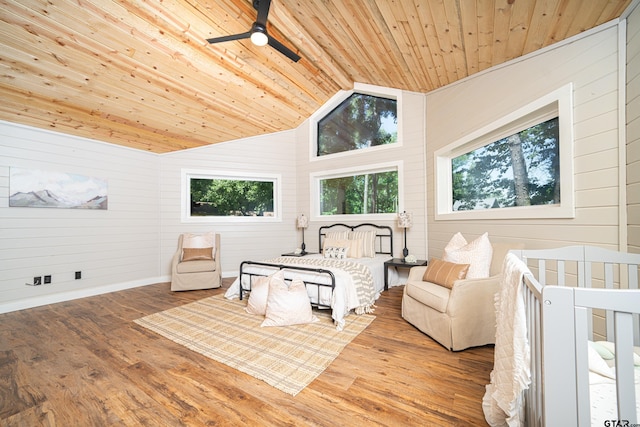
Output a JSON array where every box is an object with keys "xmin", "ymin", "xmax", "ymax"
[{"xmin": 134, "ymin": 294, "xmax": 375, "ymax": 396}]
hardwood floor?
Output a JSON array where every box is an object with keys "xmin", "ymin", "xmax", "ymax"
[{"xmin": 0, "ymin": 280, "xmax": 494, "ymax": 426}]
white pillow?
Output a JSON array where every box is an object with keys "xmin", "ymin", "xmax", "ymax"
[
  {"xmin": 245, "ymin": 271, "xmax": 283, "ymax": 315},
  {"xmin": 323, "ymin": 238, "xmax": 350, "ymax": 253},
  {"xmin": 324, "ymin": 246, "xmax": 348, "ymax": 259},
  {"xmin": 350, "ymin": 230, "xmax": 376, "ymax": 258},
  {"xmin": 443, "ymin": 232, "xmax": 493, "ymax": 279},
  {"xmin": 182, "ymin": 232, "xmax": 216, "ymax": 260},
  {"xmin": 261, "ymin": 278, "xmax": 318, "ymax": 327}
]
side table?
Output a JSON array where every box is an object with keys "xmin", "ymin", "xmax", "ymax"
[{"xmin": 384, "ymin": 258, "xmax": 428, "ymax": 291}]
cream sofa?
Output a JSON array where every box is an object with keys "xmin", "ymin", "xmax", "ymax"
[
  {"xmin": 401, "ymin": 242, "xmax": 521, "ymax": 351},
  {"xmin": 171, "ymin": 233, "xmax": 221, "ymax": 291}
]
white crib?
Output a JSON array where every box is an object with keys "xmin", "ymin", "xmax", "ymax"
[{"xmin": 511, "ymin": 246, "xmax": 640, "ymax": 426}]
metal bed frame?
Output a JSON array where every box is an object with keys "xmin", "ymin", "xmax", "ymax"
[{"xmin": 237, "ymin": 223, "xmax": 394, "ymax": 310}]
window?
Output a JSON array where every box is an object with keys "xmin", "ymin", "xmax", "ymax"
[
  {"xmin": 452, "ymin": 117, "xmax": 559, "ymax": 211},
  {"xmin": 435, "ymin": 84, "xmax": 574, "ymax": 220},
  {"xmin": 309, "ymin": 84, "xmax": 402, "ymax": 160},
  {"xmin": 317, "ymin": 93, "xmax": 397, "ymax": 157},
  {"xmin": 182, "ymin": 170, "xmax": 281, "ymax": 222},
  {"xmin": 311, "ymin": 162, "xmax": 402, "ymax": 220}
]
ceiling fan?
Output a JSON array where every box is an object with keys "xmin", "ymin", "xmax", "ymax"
[{"xmin": 206, "ymin": 0, "xmax": 301, "ymax": 62}]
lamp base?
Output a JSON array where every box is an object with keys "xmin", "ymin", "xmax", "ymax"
[{"xmin": 403, "ymin": 247, "xmax": 409, "ymax": 258}]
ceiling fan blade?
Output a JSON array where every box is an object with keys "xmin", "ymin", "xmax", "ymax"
[
  {"xmin": 268, "ymin": 36, "xmax": 301, "ymax": 62},
  {"xmin": 255, "ymin": 0, "xmax": 271, "ymax": 27},
  {"xmin": 206, "ymin": 31, "xmax": 251, "ymax": 44}
]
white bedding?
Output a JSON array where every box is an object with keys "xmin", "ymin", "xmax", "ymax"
[
  {"xmin": 589, "ymin": 368, "xmax": 640, "ymax": 425},
  {"xmin": 224, "ymin": 254, "xmax": 389, "ymax": 330}
]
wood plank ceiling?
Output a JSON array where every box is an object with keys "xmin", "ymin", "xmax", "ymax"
[{"xmin": 0, "ymin": 0, "xmax": 632, "ymax": 153}]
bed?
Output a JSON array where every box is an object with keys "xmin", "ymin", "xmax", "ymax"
[
  {"xmin": 484, "ymin": 245, "xmax": 640, "ymax": 426},
  {"xmin": 224, "ymin": 223, "xmax": 394, "ymax": 330}
]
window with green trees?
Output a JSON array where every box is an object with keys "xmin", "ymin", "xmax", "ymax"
[
  {"xmin": 317, "ymin": 93, "xmax": 397, "ymax": 156},
  {"xmin": 452, "ymin": 117, "xmax": 559, "ymax": 211},
  {"xmin": 185, "ymin": 171, "xmax": 278, "ymax": 220},
  {"xmin": 316, "ymin": 166, "xmax": 399, "ymax": 216}
]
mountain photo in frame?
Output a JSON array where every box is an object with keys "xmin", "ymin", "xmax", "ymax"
[{"xmin": 9, "ymin": 167, "xmax": 108, "ymax": 210}]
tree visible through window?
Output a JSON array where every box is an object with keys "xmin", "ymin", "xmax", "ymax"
[
  {"xmin": 190, "ymin": 177, "xmax": 274, "ymax": 217},
  {"xmin": 319, "ymin": 170, "xmax": 398, "ymax": 215},
  {"xmin": 317, "ymin": 93, "xmax": 397, "ymax": 156},
  {"xmin": 452, "ymin": 117, "xmax": 560, "ymax": 211}
]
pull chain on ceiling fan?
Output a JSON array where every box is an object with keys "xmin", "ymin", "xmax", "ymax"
[{"xmin": 207, "ymin": 0, "xmax": 301, "ymax": 62}]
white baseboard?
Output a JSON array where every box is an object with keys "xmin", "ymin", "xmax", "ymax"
[{"xmin": 0, "ymin": 277, "xmax": 164, "ymax": 314}]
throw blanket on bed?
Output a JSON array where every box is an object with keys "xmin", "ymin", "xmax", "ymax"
[
  {"xmin": 483, "ymin": 253, "xmax": 532, "ymax": 427},
  {"xmin": 264, "ymin": 257, "xmax": 377, "ymax": 315}
]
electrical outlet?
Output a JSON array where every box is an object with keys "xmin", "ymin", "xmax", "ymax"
[
  {"xmin": 33, "ymin": 276, "xmax": 42, "ymax": 286},
  {"xmin": 75, "ymin": 271, "xmax": 82, "ymax": 280},
  {"xmin": 44, "ymin": 275, "xmax": 51, "ymax": 284}
]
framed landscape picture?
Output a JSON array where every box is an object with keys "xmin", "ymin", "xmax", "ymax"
[{"xmin": 9, "ymin": 167, "xmax": 108, "ymax": 210}]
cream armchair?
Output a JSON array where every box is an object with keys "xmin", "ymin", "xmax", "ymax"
[
  {"xmin": 171, "ymin": 233, "xmax": 221, "ymax": 291},
  {"xmin": 401, "ymin": 242, "xmax": 521, "ymax": 351}
]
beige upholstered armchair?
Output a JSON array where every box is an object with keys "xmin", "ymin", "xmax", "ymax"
[
  {"xmin": 171, "ymin": 232, "xmax": 221, "ymax": 291},
  {"xmin": 401, "ymin": 242, "xmax": 520, "ymax": 351}
]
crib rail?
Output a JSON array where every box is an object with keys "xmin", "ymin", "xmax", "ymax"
[{"xmin": 514, "ymin": 246, "xmax": 640, "ymax": 427}]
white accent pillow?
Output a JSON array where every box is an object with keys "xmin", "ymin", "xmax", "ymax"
[
  {"xmin": 323, "ymin": 238, "xmax": 350, "ymax": 252},
  {"xmin": 350, "ymin": 230, "xmax": 376, "ymax": 257},
  {"xmin": 182, "ymin": 232, "xmax": 216, "ymax": 260},
  {"xmin": 261, "ymin": 278, "xmax": 318, "ymax": 327},
  {"xmin": 245, "ymin": 272, "xmax": 283, "ymax": 315},
  {"xmin": 324, "ymin": 246, "xmax": 348, "ymax": 259},
  {"xmin": 443, "ymin": 232, "xmax": 493, "ymax": 279}
]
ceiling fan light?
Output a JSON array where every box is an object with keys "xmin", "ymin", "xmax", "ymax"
[{"xmin": 250, "ymin": 31, "xmax": 268, "ymax": 46}]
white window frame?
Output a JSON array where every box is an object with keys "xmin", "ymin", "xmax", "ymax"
[
  {"xmin": 434, "ymin": 83, "xmax": 574, "ymax": 220},
  {"xmin": 310, "ymin": 161, "xmax": 404, "ymax": 222},
  {"xmin": 309, "ymin": 82, "xmax": 403, "ymax": 162},
  {"xmin": 181, "ymin": 169, "xmax": 282, "ymax": 223}
]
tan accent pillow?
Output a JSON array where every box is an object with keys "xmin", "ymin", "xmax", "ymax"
[
  {"xmin": 443, "ymin": 232, "xmax": 493, "ymax": 279},
  {"xmin": 422, "ymin": 258, "xmax": 470, "ymax": 289},
  {"xmin": 246, "ymin": 272, "xmax": 282, "ymax": 315},
  {"xmin": 261, "ymin": 278, "xmax": 318, "ymax": 327},
  {"xmin": 181, "ymin": 247, "xmax": 214, "ymax": 261},
  {"xmin": 182, "ymin": 232, "xmax": 216, "ymax": 260}
]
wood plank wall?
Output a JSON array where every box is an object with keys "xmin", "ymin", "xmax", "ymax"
[
  {"xmin": 158, "ymin": 131, "xmax": 299, "ymax": 278},
  {"xmin": 627, "ymin": 3, "xmax": 640, "ymax": 254},
  {"xmin": 294, "ymin": 87, "xmax": 428, "ymax": 260},
  {"xmin": 0, "ymin": 122, "xmax": 162, "ymax": 312},
  {"xmin": 425, "ymin": 22, "xmax": 627, "ymax": 255}
]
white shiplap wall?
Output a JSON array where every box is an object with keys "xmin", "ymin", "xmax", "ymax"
[
  {"xmin": 627, "ymin": 2, "xmax": 640, "ymax": 254},
  {"xmin": 294, "ymin": 89, "xmax": 427, "ymax": 260},
  {"xmin": 159, "ymin": 130, "xmax": 298, "ymax": 279},
  {"xmin": 425, "ymin": 22, "xmax": 626, "ymax": 256},
  {"xmin": 0, "ymin": 121, "xmax": 161, "ymax": 312}
]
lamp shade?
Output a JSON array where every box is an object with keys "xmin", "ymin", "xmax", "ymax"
[
  {"xmin": 397, "ymin": 211, "xmax": 413, "ymax": 228},
  {"xmin": 297, "ymin": 214, "xmax": 308, "ymax": 229}
]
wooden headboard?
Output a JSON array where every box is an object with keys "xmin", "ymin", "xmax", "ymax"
[{"xmin": 318, "ymin": 223, "xmax": 393, "ymax": 256}]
